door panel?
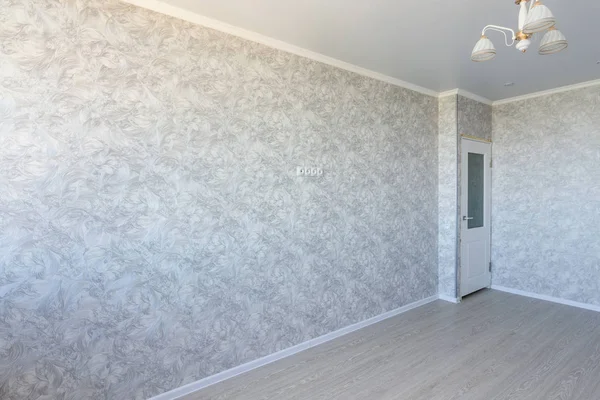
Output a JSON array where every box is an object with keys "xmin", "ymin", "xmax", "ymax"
[
  {"xmin": 464, "ymin": 240, "xmax": 489, "ymax": 294},
  {"xmin": 460, "ymin": 139, "xmax": 491, "ymax": 297}
]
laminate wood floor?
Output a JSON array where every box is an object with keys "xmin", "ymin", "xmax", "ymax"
[{"xmin": 185, "ymin": 289, "xmax": 600, "ymax": 400}]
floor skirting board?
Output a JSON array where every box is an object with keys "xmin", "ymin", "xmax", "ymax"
[
  {"xmin": 438, "ymin": 294, "xmax": 460, "ymax": 304},
  {"xmin": 149, "ymin": 294, "xmax": 439, "ymax": 400},
  {"xmin": 491, "ymin": 285, "xmax": 600, "ymax": 313}
]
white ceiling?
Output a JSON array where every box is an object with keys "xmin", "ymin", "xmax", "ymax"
[{"xmin": 148, "ymin": 0, "xmax": 599, "ymax": 101}]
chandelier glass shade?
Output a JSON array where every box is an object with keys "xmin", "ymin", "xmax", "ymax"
[
  {"xmin": 471, "ymin": 36, "xmax": 497, "ymax": 62},
  {"xmin": 523, "ymin": 1, "xmax": 556, "ymax": 34},
  {"xmin": 539, "ymin": 27, "xmax": 568, "ymax": 55}
]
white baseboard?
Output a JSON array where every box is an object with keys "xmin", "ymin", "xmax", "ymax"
[
  {"xmin": 438, "ymin": 294, "xmax": 460, "ymax": 304},
  {"xmin": 149, "ymin": 294, "xmax": 439, "ymax": 400},
  {"xmin": 491, "ymin": 285, "xmax": 600, "ymax": 313}
]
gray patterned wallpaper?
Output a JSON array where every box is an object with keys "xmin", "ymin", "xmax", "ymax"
[
  {"xmin": 438, "ymin": 95, "xmax": 458, "ymax": 298},
  {"xmin": 492, "ymin": 86, "xmax": 600, "ymax": 306},
  {"xmin": 0, "ymin": 0, "xmax": 438, "ymax": 398},
  {"xmin": 437, "ymin": 94, "xmax": 492, "ymax": 299},
  {"xmin": 458, "ymin": 95, "xmax": 492, "ymax": 140}
]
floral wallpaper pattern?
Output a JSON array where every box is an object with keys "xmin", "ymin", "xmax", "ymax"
[
  {"xmin": 457, "ymin": 95, "xmax": 492, "ymax": 140},
  {"xmin": 438, "ymin": 95, "xmax": 458, "ymax": 298},
  {"xmin": 492, "ymin": 86, "xmax": 600, "ymax": 306},
  {"xmin": 0, "ymin": 0, "xmax": 438, "ymax": 398}
]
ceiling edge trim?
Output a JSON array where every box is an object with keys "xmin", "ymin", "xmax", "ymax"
[
  {"xmin": 493, "ymin": 79, "xmax": 600, "ymax": 106},
  {"xmin": 121, "ymin": 0, "xmax": 439, "ymax": 97},
  {"xmin": 456, "ymin": 90, "xmax": 493, "ymax": 106},
  {"xmin": 438, "ymin": 89, "xmax": 493, "ymax": 106},
  {"xmin": 438, "ymin": 89, "xmax": 459, "ymax": 98}
]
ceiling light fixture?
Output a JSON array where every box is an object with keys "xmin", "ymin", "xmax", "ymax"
[
  {"xmin": 471, "ymin": 0, "xmax": 567, "ymax": 62},
  {"xmin": 538, "ymin": 27, "xmax": 568, "ymax": 55}
]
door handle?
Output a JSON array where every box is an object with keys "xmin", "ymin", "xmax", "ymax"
[{"xmin": 463, "ymin": 216, "xmax": 474, "ymax": 221}]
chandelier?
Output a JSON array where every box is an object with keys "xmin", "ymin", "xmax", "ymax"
[{"xmin": 471, "ymin": 0, "xmax": 568, "ymax": 62}]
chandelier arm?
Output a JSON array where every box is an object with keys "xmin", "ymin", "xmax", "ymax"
[{"xmin": 481, "ymin": 25, "xmax": 516, "ymax": 47}]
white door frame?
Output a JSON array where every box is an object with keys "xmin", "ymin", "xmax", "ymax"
[{"xmin": 459, "ymin": 137, "xmax": 492, "ymax": 298}]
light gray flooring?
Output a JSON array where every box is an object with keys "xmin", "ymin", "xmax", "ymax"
[{"xmin": 186, "ymin": 289, "xmax": 600, "ymax": 400}]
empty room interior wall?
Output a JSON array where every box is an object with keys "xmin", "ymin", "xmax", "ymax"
[
  {"xmin": 492, "ymin": 85, "xmax": 600, "ymax": 306},
  {"xmin": 438, "ymin": 95, "xmax": 458, "ymax": 298},
  {"xmin": 456, "ymin": 95, "xmax": 492, "ymax": 295},
  {"xmin": 457, "ymin": 95, "xmax": 492, "ymax": 141},
  {"xmin": 438, "ymin": 94, "xmax": 492, "ymax": 299},
  {"xmin": 0, "ymin": 1, "xmax": 439, "ymax": 398}
]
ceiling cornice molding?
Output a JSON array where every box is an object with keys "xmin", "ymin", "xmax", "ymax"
[
  {"xmin": 438, "ymin": 89, "xmax": 459, "ymax": 98},
  {"xmin": 437, "ymin": 89, "xmax": 493, "ymax": 106},
  {"xmin": 456, "ymin": 89, "xmax": 493, "ymax": 106},
  {"xmin": 492, "ymin": 79, "xmax": 600, "ymax": 106},
  {"xmin": 121, "ymin": 0, "xmax": 439, "ymax": 97},
  {"xmin": 120, "ymin": 1, "xmax": 600, "ymax": 107}
]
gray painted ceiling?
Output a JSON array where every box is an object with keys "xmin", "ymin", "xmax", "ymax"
[{"xmin": 159, "ymin": 0, "xmax": 600, "ymax": 101}]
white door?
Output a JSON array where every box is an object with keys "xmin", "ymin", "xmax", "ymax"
[{"xmin": 460, "ymin": 138, "xmax": 491, "ymax": 297}]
